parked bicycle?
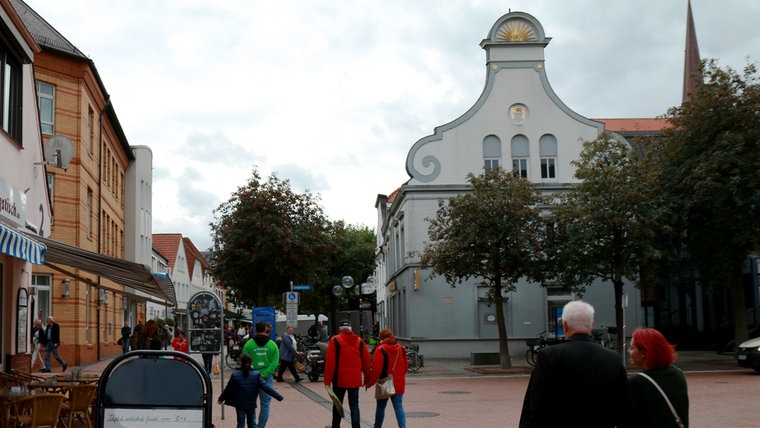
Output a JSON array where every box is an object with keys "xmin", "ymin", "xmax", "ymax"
[
  {"xmin": 406, "ymin": 344, "xmax": 422, "ymax": 372},
  {"xmin": 525, "ymin": 331, "xmax": 564, "ymax": 367},
  {"xmin": 592, "ymin": 326, "xmax": 617, "ymax": 351}
]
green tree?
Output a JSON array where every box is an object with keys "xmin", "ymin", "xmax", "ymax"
[
  {"xmin": 301, "ymin": 221, "xmax": 377, "ymax": 334},
  {"xmin": 547, "ymin": 133, "xmax": 665, "ymax": 353},
  {"xmin": 657, "ymin": 60, "xmax": 760, "ymax": 345},
  {"xmin": 209, "ymin": 169, "xmax": 333, "ymax": 307},
  {"xmin": 421, "ymin": 169, "xmax": 545, "ymax": 369}
]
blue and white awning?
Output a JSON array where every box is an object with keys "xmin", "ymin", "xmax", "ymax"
[{"xmin": 0, "ymin": 223, "xmax": 46, "ymax": 264}]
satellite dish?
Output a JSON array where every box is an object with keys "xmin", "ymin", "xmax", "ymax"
[{"xmin": 43, "ymin": 135, "xmax": 74, "ymax": 171}]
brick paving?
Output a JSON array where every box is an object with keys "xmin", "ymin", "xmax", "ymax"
[{"xmin": 65, "ymin": 350, "xmax": 754, "ymax": 427}]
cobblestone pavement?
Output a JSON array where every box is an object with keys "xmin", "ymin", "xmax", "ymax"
[{"xmin": 71, "ymin": 350, "xmax": 757, "ymax": 427}]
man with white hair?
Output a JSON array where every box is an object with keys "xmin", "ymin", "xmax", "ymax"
[
  {"xmin": 39, "ymin": 315, "xmax": 67, "ymax": 373},
  {"xmin": 519, "ymin": 300, "xmax": 627, "ymax": 428}
]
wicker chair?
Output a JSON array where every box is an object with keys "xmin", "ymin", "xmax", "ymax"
[
  {"xmin": 9, "ymin": 393, "xmax": 64, "ymax": 428},
  {"xmin": 59, "ymin": 383, "xmax": 98, "ymax": 428}
]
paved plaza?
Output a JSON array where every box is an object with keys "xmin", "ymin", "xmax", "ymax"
[{"xmin": 72, "ymin": 350, "xmax": 758, "ymax": 427}]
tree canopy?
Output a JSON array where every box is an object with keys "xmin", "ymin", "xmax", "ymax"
[
  {"xmin": 655, "ymin": 60, "xmax": 760, "ymax": 343},
  {"xmin": 421, "ymin": 169, "xmax": 545, "ymax": 368},
  {"xmin": 209, "ymin": 169, "xmax": 333, "ymax": 307}
]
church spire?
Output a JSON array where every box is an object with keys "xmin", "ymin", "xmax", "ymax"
[{"xmin": 683, "ymin": 0, "xmax": 702, "ymax": 103}]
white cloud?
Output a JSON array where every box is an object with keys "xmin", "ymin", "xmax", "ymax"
[{"xmin": 25, "ymin": 0, "xmax": 759, "ymax": 250}]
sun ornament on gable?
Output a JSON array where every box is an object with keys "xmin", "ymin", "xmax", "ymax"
[
  {"xmin": 481, "ymin": 12, "xmax": 549, "ymax": 47},
  {"xmin": 497, "ymin": 18, "xmax": 536, "ymax": 41}
]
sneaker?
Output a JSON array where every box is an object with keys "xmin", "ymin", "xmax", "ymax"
[
  {"xmin": 295, "ymin": 377, "xmax": 302, "ymax": 383},
  {"xmin": 276, "ymin": 378, "xmax": 284, "ymax": 382},
  {"xmin": 62, "ymin": 362, "xmax": 68, "ymax": 372},
  {"xmin": 40, "ymin": 368, "xmax": 50, "ymax": 373}
]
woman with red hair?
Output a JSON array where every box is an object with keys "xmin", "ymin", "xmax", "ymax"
[
  {"xmin": 627, "ymin": 327, "xmax": 689, "ymax": 427},
  {"xmin": 366, "ymin": 328, "xmax": 407, "ymax": 428}
]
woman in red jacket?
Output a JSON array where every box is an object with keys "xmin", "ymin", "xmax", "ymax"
[
  {"xmin": 171, "ymin": 330, "xmax": 189, "ymax": 354},
  {"xmin": 366, "ymin": 329, "xmax": 408, "ymax": 428}
]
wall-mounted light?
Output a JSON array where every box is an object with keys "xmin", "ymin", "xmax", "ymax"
[
  {"xmin": 62, "ymin": 278, "xmax": 70, "ymax": 298},
  {"xmin": 122, "ymin": 297, "xmax": 127, "ymax": 308}
]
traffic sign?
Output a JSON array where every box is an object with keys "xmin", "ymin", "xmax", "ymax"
[
  {"xmin": 283, "ymin": 292, "xmax": 300, "ymax": 304},
  {"xmin": 292, "ymin": 284, "xmax": 311, "ymax": 291}
]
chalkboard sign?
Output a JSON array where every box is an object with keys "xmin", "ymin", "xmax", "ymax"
[{"xmin": 187, "ymin": 292, "xmax": 222, "ymax": 354}]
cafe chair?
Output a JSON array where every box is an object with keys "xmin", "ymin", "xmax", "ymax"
[
  {"xmin": 9, "ymin": 393, "xmax": 64, "ymax": 428},
  {"xmin": 60, "ymin": 384, "xmax": 98, "ymax": 428}
]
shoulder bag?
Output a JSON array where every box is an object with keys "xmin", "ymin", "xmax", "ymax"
[
  {"xmin": 375, "ymin": 347, "xmax": 400, "ymax": 400},
  {"xmin": 637, "ymin": 372, "xmax": 685, "ymax": 428}
]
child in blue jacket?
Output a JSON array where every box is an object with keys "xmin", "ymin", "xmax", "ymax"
[{"xmin": 218, "ymin": 353, "xmax": 284, "ymax": 428}]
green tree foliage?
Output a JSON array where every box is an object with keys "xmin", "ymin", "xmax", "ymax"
[
  {"xmin": 302, "ymin": 221, "xmax": 377, "ymax": 333},
  {"xmin": 657, "ymin": 60, "xmax": 760, "ymax": 344},
  {"xmin": 209, "ymin": 169, "xmax": 333, "ymax": 307},
  {"xmin": 548, "ymin": 133, "xmax": 665, "ymax": 353},
  {"xmin": 421, "ymin": 169, "xmax": 545, "ymax": 368}
]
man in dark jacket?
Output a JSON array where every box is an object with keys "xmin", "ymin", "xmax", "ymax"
[
  {"xmin": 519, "ymin": 300, "xmax": 627, "ymax": 428},
  {"xmin": 324, "ymin": 320, "xmax": 371, "ymax": 428},
  {"xmin": 39, "ymin": 315, "xmax": 67, "ymax": 373}
]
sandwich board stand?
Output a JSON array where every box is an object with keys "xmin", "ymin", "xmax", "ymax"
[{"xmin": 94, "ymin": 350, "xmax": 213, "ymax": 428}]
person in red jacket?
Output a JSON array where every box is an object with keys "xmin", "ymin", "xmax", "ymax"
[
  {"xmin": 366, "ymin": 329, "xmax": 408, "ymax": 428},
  {"xmin": 324, "ymin": 320, "xmax": 371, "ymax": 428},
  {"xmin": 172, "ymin": 330, "xmax": 189, "ymax": 354}
]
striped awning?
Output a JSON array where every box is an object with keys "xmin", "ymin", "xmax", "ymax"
[{"xmin": 0, "ymin": 223, "xmax": 46, "ymax": 264}]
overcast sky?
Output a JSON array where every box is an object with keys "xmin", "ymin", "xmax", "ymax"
[{"xmin": 25, "ymin": 0, "xmax": 759, "ymax": 251}]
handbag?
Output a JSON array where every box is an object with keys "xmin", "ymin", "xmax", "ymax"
[
  {"xmin": 637, "ymin": 372, "xmax": 685, "ymax": 428},
  {"xmin": 375, "ymin": 348, "xmax": 400, "ymax": 400}
]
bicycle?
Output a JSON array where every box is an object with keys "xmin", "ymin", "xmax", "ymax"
[
  {"xmin": 525, "ymin": 331, "xmax": 563, "ymax": 367},
  {"xmin": 406, "ymin": 344, "xmax": 422, "ymax": 372}
]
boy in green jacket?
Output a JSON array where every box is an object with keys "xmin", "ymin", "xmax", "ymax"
[{"xmin": 242, "ymin": 321, "xmax": 280, "ymax": 428}]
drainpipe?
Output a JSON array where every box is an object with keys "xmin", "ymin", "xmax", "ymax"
[{"xmin": 96, "ymin": 97, "xmax": 111, "ymax": 360}]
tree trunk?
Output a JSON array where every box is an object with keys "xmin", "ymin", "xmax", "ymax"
[
  {"xmin": 613, "ymin": 278, "xmax": 625, "ymax": 356},
  {"xmin": 493, "ymin": 278, "xmax": 512, "ymax": 369}
]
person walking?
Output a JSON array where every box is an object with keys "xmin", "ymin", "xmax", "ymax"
[
  {"xmin": 39, "ymin": 315, "xmax": 67, "ymax": 373},
  {"xmin": 30, "ymin": 319, "xmax": 46, "ymax": 370},
  {"xmin": 172, "ymin": 330, "xmax": 189, "ymax": 354},
  {"xmin": 625, "ymin": 327, "xmax": 689, "ymax": 427},
  {"xmin": 276, "ymin": 326, "xmax": 302, "ymax": 382},
  {"xmin": 242, "ymin": 321, "xmax": 280, "ymax": 428},
  {"xmin": 134, "ymin": 319, "xmax": 162, "ymax": 350},
  {"xmin": 120, "ymin": 322, "xmax": 131, "ymax": 354},
  {"xmin": 519, "ymin": 300, "xmax": 627, "ymax": 427},
  {"xmin": 324, "ymin": 320, "xmax": 371, "ymax": 428},
  {"xmin": 366, "ymin": 328, "xmax": 408, "ymax": 428},
  {"xmin": 219, "ymin": 353, "xmax": 284, "ymax": 428}
]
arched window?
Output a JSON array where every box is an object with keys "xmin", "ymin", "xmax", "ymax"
[
  {"xmin": 539, "ymin": 134, "xmax": 557, "ymax": 180},
  {"xmin": 482, "ymin": 135, "xmax": 501, "ymax": 173},
  {"xmin": 511, "ymin": 135, "xmax": 529, "ymax": 178}
]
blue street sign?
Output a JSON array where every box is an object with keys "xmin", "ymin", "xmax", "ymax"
[{"xmin": 292, "ymin": 284, "xmax": 311, "ymax": 290}]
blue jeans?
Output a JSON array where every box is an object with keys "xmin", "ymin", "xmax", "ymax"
[
  {"xmin": 375, "ymin": 394, "xmax": 406, "ymax": 428},
  {"xmin": 331, "ymin": 387, "xmax": 360, "ymax": 428},
  {"xmin": 44, "ymin": 342, "xmax": 66, "ymax": 370},
  {"xmin": 257, "ymin": 375, "xmax": 273, "ymax": 427},
  {"xmin": 235, "ymin": 407, "xmax": 255, "ymax": 428}
]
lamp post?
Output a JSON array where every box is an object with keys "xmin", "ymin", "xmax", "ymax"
[{"xmin": 331, "ymin": 275, "xmax": 376, "ymax": 340}]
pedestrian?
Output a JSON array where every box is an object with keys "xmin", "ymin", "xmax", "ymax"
[
  {"xmin": 120, "ymin": 322, "xmax": 131, "ymax": 354},
  {"xmin": 158, "ymin": 321, "xmax": 173, "ymax": 350},
  {"xmin": 276, "ymin": 326, "xmax": 302, "ymax": 382},
  {"xmin": 316, "ymin": 322, "xmax": 329, "ymax": 343},
  {"xmin": 366, "ymin": 328, "xmax": 408, "ymax": 428},
  {"xmin": 201, "ymin": 352, "xmax": 216, "ymax": 374},
  {"xmin": 30, "ymin": 319, "xmax": 46, "ymax": 370},
  {"xmin": 519, "ymin": 300, "xmax": 627, "ymax": 427},
  {"xmin": 324, "ymin": 320, "xmax": 371, "ymax": 428},
  {"xmin": 39, "ymin": 315, "xmax": 67, "ymax": 373},
  {"xmin": 625, "ymin": 327, "xmax": 689, "ymax": 428},
  {"xmin": 134, "ymin": 319, "xmax": 161, "ymax": 350},
  {"xmin": 131, "ymin": 319, "xmax": 144, "ymax": 350},
  {"xmin": 242, "ymin": 321, "xmax": 280, "ymax": 428},
  {"xmin": 172, "ymin": 330, "xmax": 189, "ymax": 354},
  {"xmin": 219, "ymin": 353, "xmax": 284, "ymax": 428}
]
